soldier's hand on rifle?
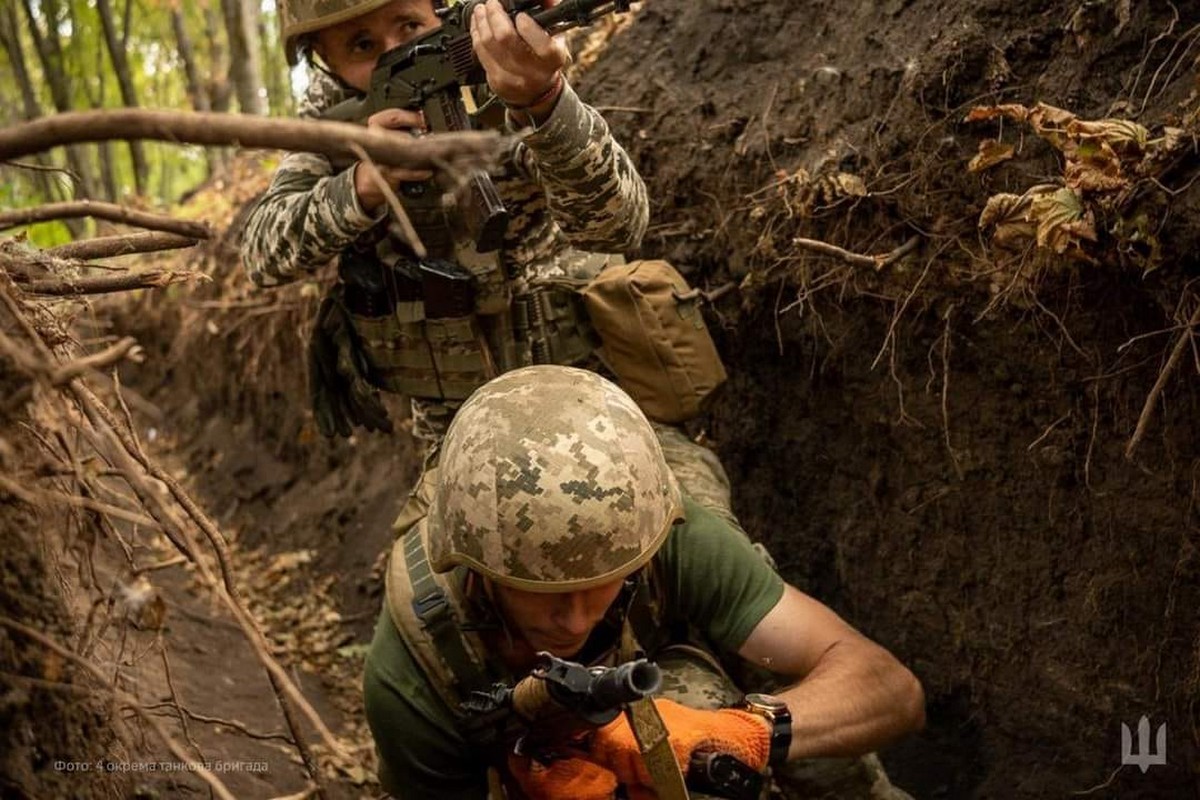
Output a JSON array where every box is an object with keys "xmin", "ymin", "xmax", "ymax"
[
  {"xmin": 470, "ymin": 0, "xmax": 568, "ymax": 121},
  {"xmin": 587, "ymin": 699, "xmax": 771, "ymax": 790},
  {"xmin": 353, "ymin": 108, "xmax": 435, "ymax": 213},
  {"xmin": 507, "ymin": 753, "xmax": 619, "ymax": 800}
]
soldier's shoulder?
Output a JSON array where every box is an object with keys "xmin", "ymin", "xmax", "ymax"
[{"xmin": 297, "ymin": 69, "xmax": 356, "ymax": 119}]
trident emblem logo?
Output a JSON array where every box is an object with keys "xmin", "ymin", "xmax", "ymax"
[{"xmin": 1121, "ymin": 716, "xmax": 1167, "ymax": 773}]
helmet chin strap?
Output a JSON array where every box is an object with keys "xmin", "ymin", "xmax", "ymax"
[
  {"xmin": 302, "ymin": 46, "xmax": 366, "ymax": 97},
  {"xmin": 474, "ymin": 574, "xmax": 519, "ymax": 649}
]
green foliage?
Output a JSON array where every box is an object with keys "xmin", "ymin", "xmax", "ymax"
[{"xmin": 0, "ymin": 0, "xmax": 295, "ymax": 222}]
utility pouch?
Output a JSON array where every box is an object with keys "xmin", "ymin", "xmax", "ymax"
[
  {"xmin": 340, "ymin": 248, "xmax": 494, "ymax": 401},
  {"xmin": 419, "ymin": 259, "xmax": 475, "ymax": 319},
  {"xmin": 580, "ymin": 260, "xmax": 727, "ymax": 423}
]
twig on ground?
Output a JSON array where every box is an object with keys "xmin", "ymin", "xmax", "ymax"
[
  {"xmin": 157, "ymin": 637, "xmax": 201, "ymax": 756},
  {"xmin": 50, "ymin": 338, "xmax": 142, "ymax": 384},
  {"xmin": 0, "ymin": 201, "xmax": 212, "ymax": 239},
  {"xmin": 1027, "ymin": 413, "xmax": 1071, "ymax": 452},
  {"xmin": 46, "ymin": 232, "xmax": 199, "ymax": 261},
  {"xmin": 1125, "ymin": 301, "xmax": 1200, "ymax": 458},
  {"xmin": 141, "ymin": 701, "xmax": 294, "ymax": 744}
]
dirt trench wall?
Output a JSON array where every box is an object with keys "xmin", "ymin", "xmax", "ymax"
[
  {"xmin": 0, "ymin": 369, "xmax": 127, "ymax": 799},
  {"xmin": 576, "ymin": 0, "xmax": 1200, "ymax": 797}
]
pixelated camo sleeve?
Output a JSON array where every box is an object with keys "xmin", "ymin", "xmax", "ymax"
[
  {"xmin": 510, "ymin": 80, "xmax": 649, "ymax": 252},
  {"xmin": 240, "ymin": 74, "xmax": 384, "ymax": 288}
]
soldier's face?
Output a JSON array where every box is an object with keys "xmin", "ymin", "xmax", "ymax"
[
  {"xmin": 314, "ymin": 0, "xmax": 442, "ymax": 92},
  {"xmin": 491, "ymin": 579, "xmax": 625, "ymax": 657}
]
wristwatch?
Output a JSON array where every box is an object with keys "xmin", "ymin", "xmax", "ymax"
[{"xmin": 739, "ymin": 693, "xmax": 792, "ymax": 767}]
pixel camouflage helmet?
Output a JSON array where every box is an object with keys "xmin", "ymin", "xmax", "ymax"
[{"xmin": 427, "ymin": 365, "xmax": 685, "ymax": 592}]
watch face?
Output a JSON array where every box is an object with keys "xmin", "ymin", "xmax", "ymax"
[{"xmin": 745, "ymin": 693, "xmax": 786, "ymax": 711}]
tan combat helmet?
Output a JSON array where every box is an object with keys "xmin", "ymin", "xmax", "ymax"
[
  {"xmin": 428, "ymin": 365, "xmax": 685, "ymax": 592},
  {"xmin": 279, "ymin": 0, "xmax": 402, "ymax": 66}
]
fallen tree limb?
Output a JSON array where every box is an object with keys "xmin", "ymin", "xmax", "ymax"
[
  {"xmin": 45, "ymin": 232, "xmax": 198, "ymax": 261},
  {"xmin": 24, "ymin": 269, "xmax": 202, "ymax": 296},
  {"xmin": 0, "ymin": 201, "xmax": 212, "ymax": 238},
  {"xmin": 0, "ymin": 109, "xmax": 501, "ymax": 172}
]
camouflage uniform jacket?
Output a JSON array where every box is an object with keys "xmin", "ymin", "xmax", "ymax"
[{"xmin": 241, "ymin": 71, "xmax": 648, "ymax": 435}]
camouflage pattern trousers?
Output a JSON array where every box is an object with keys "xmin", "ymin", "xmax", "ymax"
[{"xmin": 392, "ymin": 423, "xmax": 913, "ymax": 800}]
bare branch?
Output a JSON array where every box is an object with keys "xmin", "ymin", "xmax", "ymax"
[
  {"xmin": 1126, "ymin": 301, "xmax": 1200, "ymax": 459},
  {"xmin": 2, "ymin": 159, "xmax": 80, "ymax": 182},
  {"xmin": 348, "ymin": 142, "xmax": 426, "ymax": 259},
  {"xmin": 45, "ymin": 232, "xmax": 199, "ymax": 261},
  {"xmin": 24, "ymin": 269, "xmax": 203, "ymax": 296},
  {"xmin": 50, "ymin": 337, "xmax": 142, "ymax": 384},
  {"xmin": 0, "ymin": 108, "xmax": 501, "ymax": 172},
  {"xmin": 792, "ymin": 234, "xmax": 921, "ymax": 271},
  {"xmin": 141, "ymin": 701, "xmax": 293, "ymax": 744},
  {"xmin": 0, "ymin": 616, "xmax": 237, "ymax": 800},
  {"xmin": 0, "ymin": 200, "xmax": 212, "ymax": 238}
]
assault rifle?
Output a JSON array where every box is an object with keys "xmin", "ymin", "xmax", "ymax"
[
  {"xmin": 322, "ymin": 0, "xmax": 632, "ymax": 253},
  {"xmin": 463, "ymin": 652, "xmax": 765, "ymax": 800}
]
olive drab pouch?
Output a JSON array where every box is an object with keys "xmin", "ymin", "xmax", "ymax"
[
  {"xmin": 580, "ymin": 260, "xmax": 728, "ymax": 423},
  {"xmin": 341, "ymin": 251, "xmax": 497, "ymax": 401}
]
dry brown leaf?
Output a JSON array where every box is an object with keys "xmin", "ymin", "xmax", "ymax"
[
  {"xmin": 141, "ymin": 595, "xmax": 168, "ymax": 631},
  {"xmin": 834, "ymin": 173, "xmax": 869, "ymax": 197},
  {"xmin": 1030, "ymin": 187, "xmax": 1095, "ymax": 256},
  {"xmin": 980, "ymin": 191, "xmax": 1039, "ymax": 250},
  {"xmin": 964, "ymin": 104, "xmax": 1031, "ymax": 124},
  {"xmin": 1068, "ymin": 117, "xmax": 1150, "ymax": 155},
  {"xmin": 969, "ymin": 139, "xmax": 1016, "ymax": 173},
  {"xmin": 1064, "ymin": 158, "xmax": 1129, "ymax": 192}
]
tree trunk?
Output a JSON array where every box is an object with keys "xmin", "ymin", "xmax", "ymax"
[
  {"xmin": 172, "ymin": 7, "xmax": 211, "ymax": 113},
  {"xmin": 1, "ymin": 1, "xmax": 85, "ymax": 234},
  {"xmin": 205, "ymin": 3, "xmax": 233, "ymax": 171},
  {"xmin": 258, "ymin": 12, "xmax": 293, "ymax": 116},
  {"xmin": 171, "ymin": 4, "xmax": 217, "ymax": 177},
  {"xmin": 221, "ymin": 0, "xmax": 266, "ymax": 115},
  {"xmin": 95, "ymin": 0, "xmax": 148, "ymax": 196},
  {"xmin": 18, "ymin": 0, "xmax": 102, "ymax": 203}
]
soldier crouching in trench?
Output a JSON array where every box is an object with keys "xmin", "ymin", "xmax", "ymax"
[{"xmin": 365, "ymin": 366, "xmax": 925, "ymax": 799}]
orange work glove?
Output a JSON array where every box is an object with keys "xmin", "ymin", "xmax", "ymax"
[
  {"xmin": 507, "ymin": 753, "xmax": 619, "ymax": 800},
  {"xmin": 588, "ymin": 698, "xmax": 771, "ymax": 789}
]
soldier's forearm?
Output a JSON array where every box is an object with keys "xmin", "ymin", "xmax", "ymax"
[
  {"xmin": 517, "ymin": 82, "xmax": 649, "ymax": 250},
  {"xmin": 771, "ymin": 639, "xmax": 926, "ymax": 761},
  {"xmin": 242, "ymin": 160, "xmax": 383, "ymax": 287}
]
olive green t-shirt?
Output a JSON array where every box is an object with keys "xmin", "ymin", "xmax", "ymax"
[{"xmin": 362, "ymin": 496, "xmax": 785, "ymax": 798}]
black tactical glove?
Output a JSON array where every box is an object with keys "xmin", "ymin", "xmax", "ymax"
[{"xmin": 307, "ymin": 284, "xmax": 393, "ymax": 438}]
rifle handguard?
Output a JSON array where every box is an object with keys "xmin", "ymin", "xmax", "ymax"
[{"xmin": 513, "ymin": 652, "xmax": 662, "ymax": 726}]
